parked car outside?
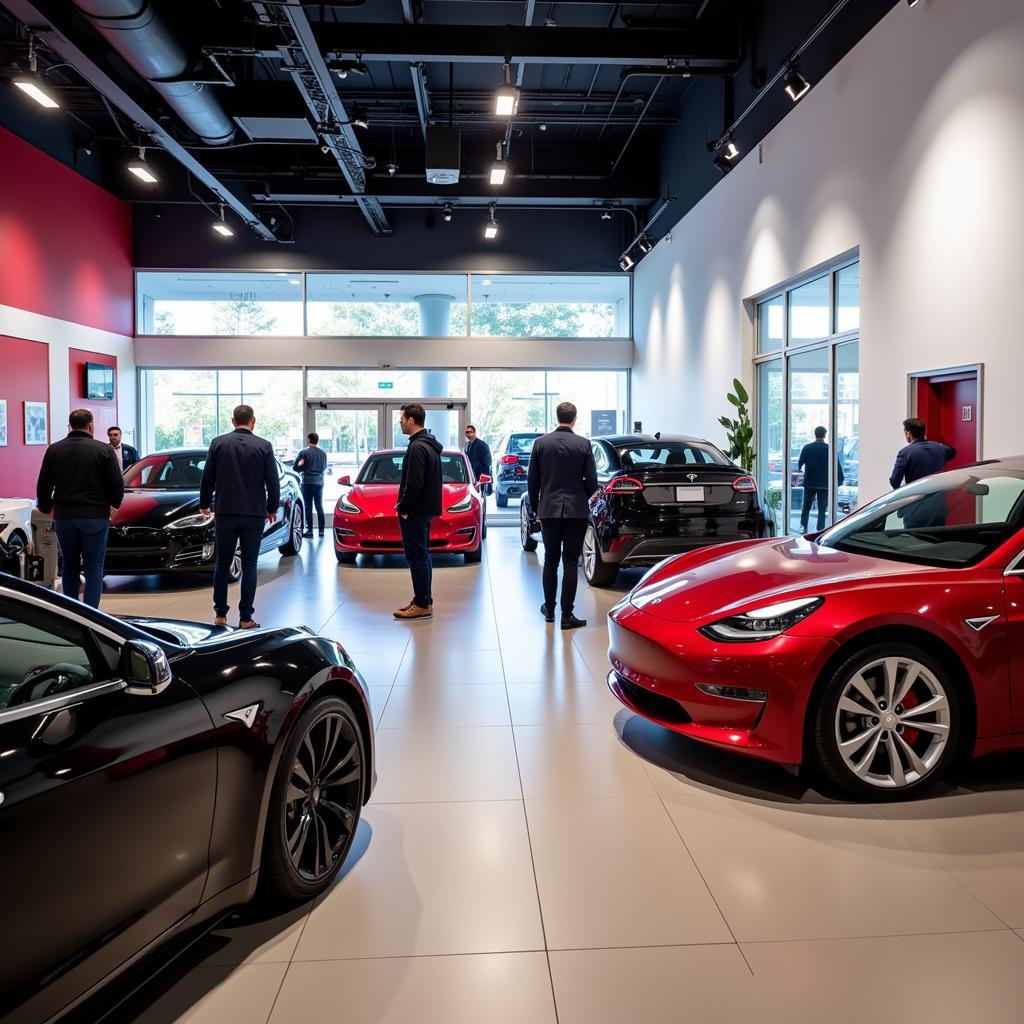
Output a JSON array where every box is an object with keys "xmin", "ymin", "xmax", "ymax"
[{"xmin": 494, "ymin": 432, "xmax": 542, "ymax": 507}]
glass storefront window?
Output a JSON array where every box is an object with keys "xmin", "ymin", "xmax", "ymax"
[
  {"xmin": 306, "ymin": 273, "xmax": 468, "ymax": 337},
  {"xmin": 306, "ymin": 369, "xmax": 467, "ymax": 399},
  {"xmin": 757, "ymin": 295, "xmax": 784, "ymax": 354},
  {"xmin": 469, "ymin": 274, "xmax": 630, "ymax": 338},
  {"xmin": 787, "ymin": 347, "xmax": 831, "ymax": 535},
  {"xmin": 788, "ymin": 275, "xmax": 830, "ymax": 343},
  {"xmin": 756, "ymin": 359, "xmax": 784, "ymax": 527},
  {"xmin": 835, "ymin": 263, "xmax": 860, "ymax": 333},
  {"xmin": 835, "ymin": 341, "xmax": 859, "ymax": 520},
  {"xmin": 136, "ymin": 272, "xmax": 304, "ymax": 336}
]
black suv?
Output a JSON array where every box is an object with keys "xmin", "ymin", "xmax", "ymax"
[{"xmin": 494, "ymin": 432, "xmax": 542, "ymax": 507}]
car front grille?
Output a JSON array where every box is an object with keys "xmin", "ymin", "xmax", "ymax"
[
  {"xmin": 614, "ymin": 672, "xmax": 691, "ymax": 724},
  {"xmin": 107, "ymin": 527, "xmax": 170, "ymax": 553}
]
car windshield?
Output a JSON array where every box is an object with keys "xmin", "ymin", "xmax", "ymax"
[
  {"xmin": 507, "ymin": 435, "xmax": 539, "ymax": 455},
  {"xmin": 619, "ymin": 442, "xmax": 730, "ymax": 468},
  {"xmin": 124, "ymin": 454, "xmax": 207, "ymax": 490},
  {"xmin": 359, "ymin": 454, "xmax": 468, "ymax": 484},
  {"xmin": 818, "ymin": 466, "xmax": 1024, "ymax": 568}
]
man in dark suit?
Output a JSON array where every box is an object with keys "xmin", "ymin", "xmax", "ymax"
[
  {"xmin": 199, "ymin": 405, "xmax": 279, "ymax": 629},
  {"xmin": 106, "ymin": 425, "xmax": 139, "ymax": 470},
  {"xmin": 464, "ymin": 424, "xmax": 492, "ymax": 494},
  {"xmin": 890, "ymin": 417, "xmax": 957, "ymax": 488},
  {"xmin": 527, "ymin": 401, "xmax": 599, "ymax": 630},
  {"xmin": 798, "ymin": 426, "xmax": 844, "ymax": 533},
  {"xmin": 36, "ymin": 408, "xmax": 124, "ymax": 608}
]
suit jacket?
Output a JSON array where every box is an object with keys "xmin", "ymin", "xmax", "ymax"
[
  {"xmin": 890, "ymin": 439, "xmax": 957, "ymax": 488},
  {"xmin": 111, "ymin": 443, "xmax": 139, "ymax": 471},
  {"xmin": 527, "ymin": 426, "xmax": 599, "ymax": 520},
  {"xmin": 200, "ymin": 428, "xmax": 280, "ymax": 518},
  {"xmin": 464, "ymin": 437, "xmax": 492, "ymax": 480},
  {"xmin": 798, "ymin": 440, "xmax": 844, "ymax": 490}
]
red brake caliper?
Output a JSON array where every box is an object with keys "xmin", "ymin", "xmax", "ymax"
[{"xmin": 900, "ymin": 689, "xmax": 920, "ymax": 746}]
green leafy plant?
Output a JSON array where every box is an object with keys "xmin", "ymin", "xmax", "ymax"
[{"xmin": 718, "ymin": 378, "xmax": 755, "ymax": 473}]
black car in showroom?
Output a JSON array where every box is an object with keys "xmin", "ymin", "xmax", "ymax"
[
  {"xmin": 105, "ymin": 449, "xmax": 305, "ymax": 579},
  {"xmin": 494, "ymin": 431, "xmax": 542, "ymax": 507},
  {"xmin": 0, "ymin": 573, "xmax": 374, "ymax": 1024},
  {"xmin": 521, "ymin": 434, "xmax": 768, "ymax": 586}
]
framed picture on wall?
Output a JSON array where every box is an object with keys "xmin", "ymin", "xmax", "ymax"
[
  {"xmin": 0, "ymin": 399, "xmax": 6, "ymax": 446},
  {"xmin": 24, "ymin": 401, "xmax": 47, "ymax": 446}
]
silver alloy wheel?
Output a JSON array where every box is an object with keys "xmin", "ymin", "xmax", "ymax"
[
  {"xmin": 833, "ymin": 655, "xmax": 951, "ymax": 789},
  {"xmin": 285, "ymin": 711, "xmax": 362, "ymax": 881},
  {"xmin": 291, "ymin": 504, "xmax": 303, "ymax": 551},
  {"xmin": 520, "ymin": 502, "xmax": 530, "ymax": 546},
  {"xmin": 229, "ymin": 544, "xmax": 242, "ymax": 582},
  {"xmin": 582, "ymin": 526, "xmax": 597, "ymax": 580}
]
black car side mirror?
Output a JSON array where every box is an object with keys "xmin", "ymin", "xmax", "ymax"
[{"xmin": 122, "ymin": 639, "xmax": 173, "ymax": 696}]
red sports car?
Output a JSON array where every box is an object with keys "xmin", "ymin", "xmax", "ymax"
[
  {"xmin": 607, "ymin": 457, "xmax": 1024, "ymax": 798},
  {"xmin": 333, "ymin": 449, "xmax": 489, "ymax": 565}
]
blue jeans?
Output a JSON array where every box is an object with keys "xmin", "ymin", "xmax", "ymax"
[
  {"xmin": 302, "ymin": 483, "xmax": 325, "ymax": 533},
  {"xmin": 399, "ymin": 514, "xmax": 433, "ymax": 608},
  {"xmin": 55, "ymin": 517, "xmax": 109, "ymax": 608},
  {"xmin": 213, "ymin": 514, "xmax": 264, "ymax": 621}
]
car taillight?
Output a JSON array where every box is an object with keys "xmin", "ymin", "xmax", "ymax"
[
  {"xmin": 604, "ymin": 477, "xmax": 644, "ymax": 494},
  {"xmin": 732, "ymin": 475, "xmax": 757, "ymax": 493},
  {"xmin": 500, "ymin": 454, "xmax": 519, "ymax": 465}
]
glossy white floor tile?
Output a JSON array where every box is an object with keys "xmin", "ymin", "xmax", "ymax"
[{"xmin": 106, "ymin": 528, "xmax": 1024, "ymax": 1022}]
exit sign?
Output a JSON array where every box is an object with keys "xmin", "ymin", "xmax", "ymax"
[{"xmin": 378, "ymin": 381, "xmax": 394, "ymax": 390}]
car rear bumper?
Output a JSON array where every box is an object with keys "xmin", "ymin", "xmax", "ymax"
[{"xmin": 602, "ymin": 516, "xmax": 767, "ymax": 565}]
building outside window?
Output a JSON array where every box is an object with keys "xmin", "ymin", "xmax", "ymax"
[{"xmin": 754, "ymin": 259, "xmax": 859, "ymax": 535}]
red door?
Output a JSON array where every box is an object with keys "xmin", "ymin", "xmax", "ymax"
[{"xmin": 915, "ymin": 371, "xmax": 978, "ymax": 467}]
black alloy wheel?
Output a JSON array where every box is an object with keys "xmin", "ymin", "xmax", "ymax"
[
  {"xmin": 279, "ymin": 502, "xmax": 304, "ymax": 555},
  {"xmin": 520, "ymin": 501, "xmax": 538, "ymax": 551},
  {"xmin": 262, "ymin": 696, "xmax": 365, "ymax": 900}
]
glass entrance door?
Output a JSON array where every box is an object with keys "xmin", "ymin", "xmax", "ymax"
[
  {"xmin": 310, "ymin": 406, "xmax": 383, "ymax": 506},
  {"xmin": 388, "ymin": 404, "xmax": 465, "ymax": 452}
]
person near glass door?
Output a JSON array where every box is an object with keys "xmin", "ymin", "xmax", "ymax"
[
  {"xmin": 798, "ymin": 426, "xmax": 843, "ymax": 533},
  {"xmin": 294, "ymin": 432, "xmax": 329, "ymax": 537},
  {"xmin": 464, "ymin": 424, "xmax": 492, "ymax": 494}
]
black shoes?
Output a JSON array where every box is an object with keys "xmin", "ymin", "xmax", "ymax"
[
  {"xmin": 540, "ymin": 603, "xmax": 555, "ymax": 623},
  {"xmin": 561, "ymin": 614, "xmax": 587, "ymax": 630},
  {"xmin": 302, "ymin": 530, "xmax": 313, "ymax": 538}
]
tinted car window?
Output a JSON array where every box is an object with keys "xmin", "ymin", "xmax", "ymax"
[
  {"xmin": 126, "ymin": 455, "xmax": 207, "ymax": 489},
  {"xmin": 593, "ymin": 443, "xmax": 611, "ymax": 473},
  {"xmin": 819, "ymin": 468, "xmax": 1024, "ymax": 568},
  {"xmin": 506, "ymin": 435, "xmax": 540, "ymax": 455},
  {"xmin": 620, "ymin": 443, "xmax": 730, "ymax": 468},
  {"xmin": 359, "ymin": 454, "xmax": 468, "ymax": 484}
]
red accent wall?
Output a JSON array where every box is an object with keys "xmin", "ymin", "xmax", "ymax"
[
  {"xmin": 0, "ymin": 126, "xmax": 132, "ymax": 337},
  {"xmin": 69, "ymin": 348, "xmax": 118, "ymax": 437},
  {"xmin": 915, "ymin": 372, "xmax": 978, "ymax": 468},
  {"xmin": 0, "ymin": 336, "xmax": 50, "ymax": 498}
]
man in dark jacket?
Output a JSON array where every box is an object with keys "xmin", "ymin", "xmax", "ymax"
[
  {"xmin": 890, "ymin": 417, "xmax": 957, "ymax": 488},
  {"xmin": 199, "ymin": 405, "xmax": 280, "ymax": 629},
  {"xmin": 527, "ymin": 402, "xmax": 599, "ymax": 630},
  {"xmin": 464, "ymin": 425, "xmax": 492, "ymax": 494},
  {"xmin": 106, "ymin": 425, "xmax": 139, "ymax": 470},
  {"xmin": 36, "ymin": 408, "xmax": 124, "ymax": 608},
  {"xmin": 798, "ymin": 426, "xmax": 844, "ymax": 533},
  {"xmin": 394, "ymin": 403, "xmax": 443, "ymax": 620},
  {"xmin": 294, "ymin": 431, "xmax": 329, "ymax": 538}
]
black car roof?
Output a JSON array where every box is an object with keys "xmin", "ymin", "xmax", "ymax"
[
  {"xmin": 594, "ymin": 433, "xmax": 718, "ymax": 448},
  {"xmin": 139, "ymin": 448, "xmax": 208, "ymax": 458}
]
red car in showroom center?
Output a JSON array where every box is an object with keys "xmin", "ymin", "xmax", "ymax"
[
  {"xmin": 607, "ymin": 457, "xmax": 1024, "ymax": 799},
  {"xmin": 333, "ymin": 449, "xmax": 489, "ymax": 565}
]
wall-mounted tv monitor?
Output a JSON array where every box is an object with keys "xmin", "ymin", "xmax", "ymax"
[{"xmin": 84, "ymin": 362, "xmax": 115, "ymax": 401}]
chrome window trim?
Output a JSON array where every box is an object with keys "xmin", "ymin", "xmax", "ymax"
[
  {"xmin": 1005, "ymin": 549, "xmax": 1024, "ymax": 576},
  {"xmin": 0, "ymin": 679, "xmax": 128, "ymax": 727},
  {"xmin": 0, "ymin": 586, "xmax": 127, "ymax": 646}
]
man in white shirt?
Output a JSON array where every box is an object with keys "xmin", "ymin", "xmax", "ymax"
[{"xmin": 107, "ymin": 426, "xmax": 139, "ymax": 471}]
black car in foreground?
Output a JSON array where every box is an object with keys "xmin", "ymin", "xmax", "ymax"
[
  {"xmin": 521, "ymin": 433, "xmax": 768, "ymax": 586},
  {"xmin": 105, "ymin": 449, "xmax": 305, "ymax": 580},
  {"xmin": 0, "ymin": 574, "xmax": 374, "ymax": 1024}
]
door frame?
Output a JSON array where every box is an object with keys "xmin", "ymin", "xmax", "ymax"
[
  {"xmin": 304, "ymin": 398, "xmax": 468, "ymax": 450},
  {"xmin": 906, "ymin": 363, "xmax": 983, "ymax": 460}
]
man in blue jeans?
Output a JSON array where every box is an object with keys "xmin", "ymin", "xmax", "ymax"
[
  {"xmin": 199, "ymin": 405, "xmax": 280, "ymax": 629},
  {"xmin": 294, "ymin": 431, "xmax": 328, "ymax": 537},
  {"xmin": 36, "ymin": 408, "xmax": 124, "ymax": 608},
  {"xmin": 394, "ymin": 404, "xmax": 443, "ymax": 620}
]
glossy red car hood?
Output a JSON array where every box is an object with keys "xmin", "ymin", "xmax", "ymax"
[
  {"xmin": 343, "ymin": 482, "xmax": 471, "ymax": 515},
  {"xmin": 628, "ymin": 536, "xmax": 936, "ymax": 624}
]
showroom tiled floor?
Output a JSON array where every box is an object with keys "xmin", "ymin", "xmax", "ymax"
[{"xmin": 99, "ymin": 526, "xmax": 1024, "ymax": 1024}]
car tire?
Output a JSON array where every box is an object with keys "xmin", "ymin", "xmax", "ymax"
[
  {"xmin": 520, "ymin": 501, "xmax": 538, "ymax": 552},
  {"xmin": 582, "ymin": 524, "xmax": 617, "ymax": 587},
  {"xmin": 813, "ymin": 643, "xmax": 960, "ymax": 800},
  {"xmin": 279, "ymin": 502, "xmax": 304, "ymax": 556},
  {"xmin": 227, "ymin": 543, "xmax": 242, "ymax": 583},
  {"xmin": 261, "ymin": 695, "xmax": 366, "ymax": 902},
  {"xmin": 464, "ymin": 540, "xmax": 482, "ymax": 564},
  {"xmin": 336, "ymin": 550, "xmax": 357, "ymax": 565},
  {"xmin": 481, "ymin": 511, "xmax": 487, "ymax": 540},
  {"xmin": 496, "ymin": 492, "xmax": 509, "ymax": 508}
]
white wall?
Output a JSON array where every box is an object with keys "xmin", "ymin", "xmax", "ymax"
[
  {"xmin": 0, "ymin": 303, "xmax": 136, "ymax": 445},
  {"xmin": 632, "ymin": 0, "xmax": 1024, "ymax": 501}
]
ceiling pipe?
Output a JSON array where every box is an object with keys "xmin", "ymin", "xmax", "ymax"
[{"xmin": 70, "ymin": 0, "xmax": 235, "ymax": 145}]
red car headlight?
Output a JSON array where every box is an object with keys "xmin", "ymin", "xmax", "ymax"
[
  {"xmin": 699, "ymin": 596, "xmax": 824, "ymax": 643},
  {"xmin": 447, "ymin": 492, "xmax": 475, "ymax": 513},
  {"xmin": 337, "ymin": 492, "xmax": 361, "ymax": 514}
]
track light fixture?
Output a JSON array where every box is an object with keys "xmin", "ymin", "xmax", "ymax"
[
  {"xmin": 619, "ymin": 252, "xmax": 635, "ymax": 272},
  {"xmin": 127, "ymin": 146, "xmax": 158, "ymax": 183},
  {"xmin": 14, "ymin": 39, "xmax": 59, "ymax": 109},
  {"xmin": 494, "ymin": 62, "xmax": 520, "ymax": 117},
  {"xmin": 906, "ymin": 0, "xmax": 920, "ymax": 6},
  {"xmin": 713, "ymin": 153, "xmax": 734, "ymax": 175},
  {"xmin": 637, "ymin": 235, "xmax": 654, "ymax": 255},
  {"xmin": 783, "ymin": 64, "xmax": 811, "ymax": 102},
  {"xmin": 484, "ymin": 203, "xmax": 499, "ymax": 240},
  {"xmin": 329, "ymin": 57, "xmax": 368, "ymax": 79},
  {"xmin": 212, "ymin": 204, "xmax": 234, "ymax": 238},
  {"xmin": 600, "ymin": 204, "xmax": 614, "ymax": 221},
  {"xmin": 489, "ymin": 142, "xmax": 508, "ymax": 186},
  {"xmin": 722, "ymin": 135, "xmax": 739, "ymax": 161},
  {"xmin": 442, "ymin": 202, "xmax": 453, "ymax": 223}
]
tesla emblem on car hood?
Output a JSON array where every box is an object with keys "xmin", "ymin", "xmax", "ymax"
[
  {"xmin": 224, "ymin": 703, "xmax": 261, "ymax": 729},
  {"xmin": 964, "ymin": 615, "xmax": 1000, "ymax": 632}
]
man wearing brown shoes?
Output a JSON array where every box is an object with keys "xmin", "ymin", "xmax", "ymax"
[{"xmin": 394, "ymin": 404, "xmax": 443, "ymax": 619}]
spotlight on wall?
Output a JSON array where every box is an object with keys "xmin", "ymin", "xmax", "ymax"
[
  {"xmin": 783, "ymin": 64, "xmax": 810, "ymax": 102},
  {"xmin": 619, "ymin": 252, "xmax": 635, "ymax": 272},
  {"xmin": 722, "ymin": 135, "xmax": 740, "ymax": 161},
  {"xmin": 489, "ymin": 142, "xmax": 508, "ymax": 186},
  {"xmin": 442, "ymin": 202, "xmax": 453, "ymax": 223},
  {"xmin": 637, "ymin": 235, "xmax": 654, "ymax": 255},
  {"xmin": 484, "ymin": 203, "xmax": 499, "ymax": 239},
  {"xmin": 212, "ymin": 204, "xmax": 234, "ymax": 238},
  {"xmin": 494, "ymin": 62, "xmax": 520, "ymax": 117},
  {"xmin": 127, "ymin": 147, "xmax": 158, "ymax": 183}
]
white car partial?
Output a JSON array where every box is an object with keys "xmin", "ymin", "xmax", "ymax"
[{"xmin": 0, "ymin": 498, "xmax": 34, "ymax": 550}]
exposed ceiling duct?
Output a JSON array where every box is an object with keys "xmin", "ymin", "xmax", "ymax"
[{"xmin": 70, "ymin": 0, "xmax": 235, "ymax": 145}]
